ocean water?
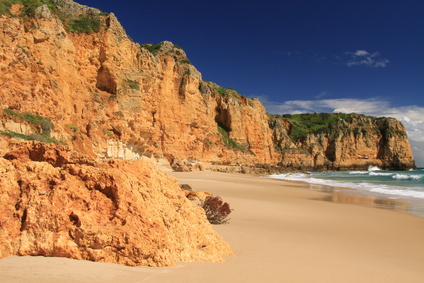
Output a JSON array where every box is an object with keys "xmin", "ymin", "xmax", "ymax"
[{"xmin": 268, "ymin": 166, "xmax": 424, "ymax": 216}]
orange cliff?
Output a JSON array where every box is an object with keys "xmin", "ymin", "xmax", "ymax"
[{"xmin": 0, "ymin": 0, "xmax": 416, "ymax": 172}]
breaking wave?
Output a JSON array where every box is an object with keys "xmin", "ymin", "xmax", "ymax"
[{"xmin": 269, "ymin": 168, "xmax": 424, "ymax": 199}]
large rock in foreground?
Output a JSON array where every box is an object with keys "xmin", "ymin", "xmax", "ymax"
[{"xmin": 0, "ymin": 142, "xmax": 232, "ymax": 266}]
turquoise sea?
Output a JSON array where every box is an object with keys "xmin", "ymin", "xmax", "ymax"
[{"xmin": 269, "ymin": 166, "xmax": 424, "ymax": 217}]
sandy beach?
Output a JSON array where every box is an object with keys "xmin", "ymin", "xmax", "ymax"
[{"xmin": 1, "ymin": 171, "xmax": 424, "ymax": 283}]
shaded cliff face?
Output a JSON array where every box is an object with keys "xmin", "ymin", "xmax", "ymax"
[{"xmin": 0, "ymin": 1, "xmax": 416, "ymax": 171}]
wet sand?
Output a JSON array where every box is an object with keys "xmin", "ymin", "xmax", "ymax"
[{"xmin": 1, "ymin": 171, "xmax": 424, "ymax": 283}]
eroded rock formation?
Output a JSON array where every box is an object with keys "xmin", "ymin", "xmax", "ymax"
[{"xmin": 0, "ymin": 141, "xmax": 233, "ymax": 266}]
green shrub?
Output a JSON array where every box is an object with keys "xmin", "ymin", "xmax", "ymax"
[
  {"xmin": 216, "ymin": 87, "xmax": 227, "ymax": 96},
  {"xmin": 0, "ymin": 1, "xmax": 13, "ymax": 16},
  {"xmin": 180, "ymin": 70, "xmax": 191, "ymax": 87},
  {"xmin": 276, "ymin": 113, "xmax": 361, "ymax": 141},
  {"xmin": 289, "ymin": 124, "xmax": 309, "ymax": 141},
  {"xmin": 69, "ymin": 17, "xmax": 101, "ymax": 33},
  {"xmin": 27, "ymin": 133, "xmax": 65, "ymax": 145},
  {"xmin": 0, "ymin": 131, "xmax": 30, "ymax": 140},
  {"xmin": 0, "ymin": 131, "xmax": 66, "ymax": 145},
  {"xmin": 21, "ymin": 112, "xmax": 54, "ymax": 135},
  {"xmin": 3, "ymin": 108, "xmax": 20, "ymax": 117},
  {"xmin": 103, "ymin": 129, "xmax": 113, "ymax": 138},
  {"xmin": 66, "ymin": 124, "xmax": 78, "ymax": 133},
  {"xmin": 179, "ymin": 59, "xmax": 192, "ymax": 64},
  {"xmin": 121, "ymin": 81, "xmax": 140, "ymax": 90},
  {"xmin": 3, "ymin": 109, "xmax": 54, "ymax": 136},
  {"xmin": 274, "ymin": 145, "xmax": 282, "ymax": 152},
  {"xmin": 271, "ymin": 112, "xmax": 381, "ymax": 142},
  {"xmin": 214, "ymin": 86, "xmax": 243, "ymax": 100},
  {"xmin": 218, "ymin": 124, "xmax": 251, "ymax": 153},
  {"xmin": 140, "ymin": 43, "xmax": 164, "ymax": 55},
  {"xmin": 0, "ymin": 0, "xmax": 59, "ymax": 17}
]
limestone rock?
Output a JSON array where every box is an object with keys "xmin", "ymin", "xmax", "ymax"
[
  {"xmin": 0, "ymin": 142, "xmax": 232, "ymax": 266},
  {"xmin": 0, "ymin": 0, "xmax": 416, "ymax": 172}
]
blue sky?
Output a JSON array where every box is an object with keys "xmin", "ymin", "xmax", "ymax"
[{"xmin": 79, "ymin": 0, "xmax": 424, "ymax": 166}]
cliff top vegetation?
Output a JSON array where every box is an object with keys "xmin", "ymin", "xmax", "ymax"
[
  {"xmin": 269, "ymin": 112, "xmax": 377, "ymax": 141},
  {"xmin": 0, "ymin": 0, "xmax": 106, "ymax": 33}
]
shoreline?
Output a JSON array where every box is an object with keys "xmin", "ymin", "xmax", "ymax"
[
  {"xmin": 1, "ymin": 171, "xmax": 424, "ymax": 282},
  {"xmin": 265, "ymin": 173, "xmax": 424, "ymax": 218}
]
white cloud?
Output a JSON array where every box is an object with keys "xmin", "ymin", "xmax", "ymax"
[
  {"xmin": 316, "ymin": 91, "xmax": 328, "ymax": 99},
  {"xmin": 256, "ymin": 96, "xmax": 424, "ymax": 167},
  {"xmin": 353, "ymin": 50, "xmax": 370, "ymax": 56},
  {"xmin": 345, "ymin": 50, "xmax": 390, "ymax": 68}
]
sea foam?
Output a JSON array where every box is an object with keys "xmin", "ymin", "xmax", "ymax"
[{"xmin": 269, "ymin": 168, "xmax": 424, "ymax": 199}]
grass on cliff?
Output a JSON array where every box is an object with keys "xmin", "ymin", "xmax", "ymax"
[
  {"xmin": 68, "ymin": 17, "xmax": 101, "ymax": 33},
  {"xmin": 140, "ymin": 43, "xmax": 164, "ymax": 55},
  {"xmin": 0, "ymin": 131, "xmax": 66, "ymax": 145},
  {"xmin": 121, "ymin": 81, "xmax": 140, "ymax": 90},
  {"xmin": 272, "ymin": 113, "xmax": 362, "ymax": 141},
  {"xmin": 2, "ymin": 108, "xmax": 65, "ymax": 145},
  {"xmin": 214, "ymin": 86, "xmax": 248, "ymax": 101},
  {"xmin": 0, "ymin": 0, "xmax": 58, "ymax": 17},
  {"xmin": 0, "ymin": 1, "xmax": 13, "ymax": 15},
  {"xmin": 218, "ymin": 124, "xmax": 252, "ymax": 154},
  {"xmin": 140, "ymin": 42, "xmax": 192, "ymax": 64},
  {"xmin": 4, "ymin": 108, "xmax": 54, "ymax": 135},
  {"xmin": 0, "ymin": 0, "xmax": 103, "ymax": 34},
  {"xmin": 270, "ymin": 112, "xmax": 409, "ymax": 143}
]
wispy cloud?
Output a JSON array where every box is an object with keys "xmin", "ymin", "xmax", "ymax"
[
  {"xmin": 316, "ymin": 91, "xmax": 328, "ymax": 99},
  {"xmin": 275, "ymin": 49, "xmax": 390, "ymax": 68},
  {"xmin": 257, "ymin": 96, "xmax": 390, "ymax": 115},
  {"xmin": 345, "ymin": 50, "xmax": 390, "ymax": 68},
  {"xmin": 256, "ymin": 96, "xmax": 424, "ymax": 166}
]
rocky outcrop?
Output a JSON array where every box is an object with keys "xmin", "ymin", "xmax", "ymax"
[
  {"xmin": 0, "ymin": 142, "xmax": 233, "ymax": 266},
  {"xmin": 269, "ymin": 114, "xmax": 415, "ymax": 171},
  {"xmin": 0, "ymin": 0, "xmax": 416, "ymax": 172}
]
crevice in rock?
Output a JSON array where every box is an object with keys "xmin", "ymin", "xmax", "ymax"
[
  {"xmin": 96, "ymin": 65, "xmax": 117, "ymax": 94},
  {"xmin": 93, "ymin": 183, "xmax": 115, "ymax": 202},
  {"xmin": 69, "ymin": 212, "xmax": 82, "ymax": 227},
  {"xmin": 20, "ymin": 209, "xmax": 28, "ymax": 232},
  {"xmin": 215, "ymin": 108, "xmax": 231, "ymax": 132},
  {"xmin": 325, "ymin": 142, "xmax": 336, "ymax": 162}
]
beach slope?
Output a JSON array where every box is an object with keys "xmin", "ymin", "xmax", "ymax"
[{"xmin": 1, "ymin": 171, "xmax": 423, "ymax": 283}]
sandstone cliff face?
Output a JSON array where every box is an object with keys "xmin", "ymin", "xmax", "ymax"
[
  {"xmin": 269, "ymin": 114, "xmax": 415, "ymax": 170},
  {"xmin": 0, "ymin": 1, "xmax": 415, "ymax": 171},
  {"xmin": 0, "ymin": 141, "xmax": 233, "ymax": 266}
]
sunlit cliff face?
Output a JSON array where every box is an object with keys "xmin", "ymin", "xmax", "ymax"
[{"xmin": 0, "ymin": 1, "xmax": 415, "ymax": 172}]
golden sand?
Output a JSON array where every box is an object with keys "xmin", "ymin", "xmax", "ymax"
[{"xmin": 1, "ymin": 171, "xmax": 423, "ymax": 283}]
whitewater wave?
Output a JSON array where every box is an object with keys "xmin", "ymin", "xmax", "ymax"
[
  {"xmin": 368, "ymin": 165, "xmax": 382, "ymax": 171},
  {"xmin": 349, "ymin": 171, "xmax": 369, "ymax": 175},
  {"xmin": 268, "ymin": 169, "xmax": 424, "ymax": 199},
  {"xmin": 369, "ymin": 172, "xmax": 393, "ymax": 176},
  {"xmin": 392, "ymin": 174, "xmax": 423, "ymax": 180}
]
